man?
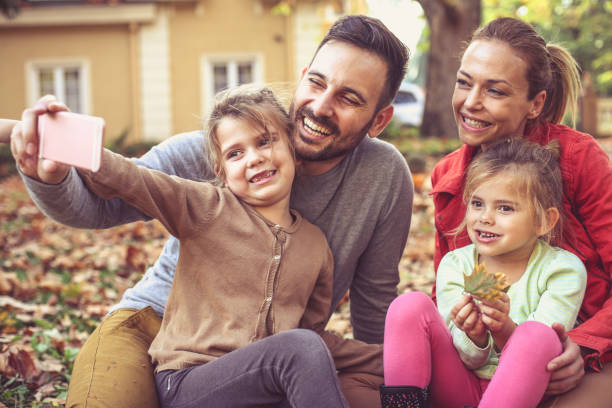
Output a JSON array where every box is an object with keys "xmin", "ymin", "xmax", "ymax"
[{"xmin": 11, "ymin": 15, "xmax": 413, "ymax": 408}]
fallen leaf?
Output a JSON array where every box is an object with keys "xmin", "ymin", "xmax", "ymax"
[{"xmin": 464, "ymin": 263, "xmax": 510, "ymax": 301}]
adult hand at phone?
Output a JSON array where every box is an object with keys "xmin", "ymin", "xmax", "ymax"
[{"xmin": 11, "ymin": 95, "xmax": 71, "ymax": 184}]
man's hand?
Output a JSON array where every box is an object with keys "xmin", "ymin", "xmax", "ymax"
[
  {"xmin": 10, "ymin": 95, "xmax": 71, "ymax": 184},
  {"xmin": 451, "ymin": 294, "xmax": 488, "ymax": 347},
  {"xmin": 545, "ymin": 322, "xmax": 585, "ymax": 396}
]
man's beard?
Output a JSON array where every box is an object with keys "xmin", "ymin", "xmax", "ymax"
[{"xmin": 289, "ymin": 103, "xmax": 374, "ymax": 162}]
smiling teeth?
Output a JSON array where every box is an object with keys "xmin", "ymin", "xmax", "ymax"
[
  {"xmin": 464, "ymin": 116, "xmax": 490, "ymax": 128},
  {"xmin": 250, "ymin": 170, "xmax": 275, "ymax": 182},
  {"xmin": 479, "ymin": 231, "xmax": 498, "ymax": 238},
  {"xmin": 303, "ymin": 116, "xmax": 332, "ymax": 136}
]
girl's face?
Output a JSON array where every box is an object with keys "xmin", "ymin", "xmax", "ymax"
[
  {"xmin": 452, "ymin": 40, "xmax": 546, "ymax": 150},
  {"xmin": 466, "ymin": 176, "xmax": 541, "ymax": 264},
  {"xmin": 217, "ymin": 117, "xmax": 295, "ymax": 213}
]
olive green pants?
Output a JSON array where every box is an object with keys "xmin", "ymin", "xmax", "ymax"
[{"xmin": 65, "ymin": 307, "xmax": 384, "ymax": 408}]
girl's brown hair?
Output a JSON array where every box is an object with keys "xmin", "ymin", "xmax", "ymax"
[
  {"xmin": 469, "ymin": 17, "xmax": 582, "ymax": 126},
  {"xmin": 462, "ymin": 138, "xmax": 564, "ymax": 244},
  {"xmin": 203, "ymin": 84, "xmax": 294, "ymax": 181}
]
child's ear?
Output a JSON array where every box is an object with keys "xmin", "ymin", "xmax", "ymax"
[{"xmin": 537, "ymin": 207, "xmax": 560, "ymax": 236}]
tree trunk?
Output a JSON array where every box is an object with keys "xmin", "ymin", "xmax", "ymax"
[{"xmin": 416, "ymin": 0, "xmax": 481, "ymax": 138}]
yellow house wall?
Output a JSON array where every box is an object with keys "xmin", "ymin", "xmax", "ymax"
[
  {"xmin": 0, "ymin": 25, "xmax": 133, "ymax": 143},
  {"xmin": 168, "ymin": 2, "xmax": 293, "ymax": 133}
]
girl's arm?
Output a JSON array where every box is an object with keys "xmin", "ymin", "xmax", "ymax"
[
  {"xmin": 436, "ymin": 250, "xmax": 493, "ymax": 369},
  {"xmin": 523, "ymin": 250, "xmax": 587, "ymax": 330},
  {"xmin": 78, "ymin": 149, "xmax": 220, "ymax": 239},
  {"xmin": 13, "ymin": 96, "xmax": 213, "ymax": 229},
  {"xmin": 0, "ymin": 119, "xmax": 18, "ymax": 143}
]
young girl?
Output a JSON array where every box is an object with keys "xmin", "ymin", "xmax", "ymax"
[
  {"xmin": 432, "ymin": 18, "xmax": 612, "ymax": 403},
  {"xmin": 66, "ymin": 85, "xmax": 382, "ymax": 407},
  {"xmin": 381, "ymin": 139, "xmax": 586, "ymax": 408}
]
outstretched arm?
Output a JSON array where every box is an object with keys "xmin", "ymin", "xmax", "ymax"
[
  {"xmin": 0, "ymin": 119, "xmax": 18, "ymax": 143},
  {"xmin": 12, "ymin": 95, "xmax": 213, "ymax": 229}
]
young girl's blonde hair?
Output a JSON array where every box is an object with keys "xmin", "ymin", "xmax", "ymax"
[
  {"xmin": 203, "ymin": 84, "xmax": 294, "ymax": 181},
  {"xmin": 461, "ymin": 138, "xmax": 564, "ymax": 244}
]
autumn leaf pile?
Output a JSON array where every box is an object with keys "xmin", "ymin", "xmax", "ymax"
[
  {"xmin": 0, "ymin": 160, "xmax": 439, "ymax": 407},
  {"xmin": 0, "ymin": 175, "xmax": 168, "ymax": 407}
]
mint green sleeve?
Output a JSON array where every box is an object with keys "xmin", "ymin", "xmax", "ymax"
[
  {"xmin": 436, "ymin": 249, "xmax": 493, "ymax": 369},
  {"xmin": 528, "ymin": 249, "xmax": 587, "ymax": 330}
]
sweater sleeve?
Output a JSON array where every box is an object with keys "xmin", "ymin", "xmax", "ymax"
[
  {"xmin": 78, "ymin": 149, "xmax": 220, "ymax": 239},
  {"xmin": 561, "ymin": 134, "xmax": 612, "ymax": 366},
  {"xmin": 299, "ymin": 243, "xmax": 383, "ymax": 376},
  {"xmin": 349, "ymin": 147, "xmax": 413, "ymax": 344},
  {"xmin": 436, "ymin": 250, "xmax": 492, "ymax": 369},
  {"xmin": 19, "ymin": 131, "xmax": 212, "ymax": 229},
  {"xmin": 528, "ymin": 250, "xmax": 587, "ymax": 331}
]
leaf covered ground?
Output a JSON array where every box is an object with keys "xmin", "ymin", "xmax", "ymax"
[
  {"xmin": 2, "ymin": 136, "xmax": 610, "ymax": 407},
  {"xmin": 0, "ymin": 167, "xmax": 436, "ymax": 407}
]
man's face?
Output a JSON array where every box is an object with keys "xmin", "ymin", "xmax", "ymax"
[{"xmin": 290, "ymin": 41, "xmax": 388, "ymax": 167}]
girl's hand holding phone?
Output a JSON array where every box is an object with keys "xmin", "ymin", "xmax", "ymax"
[
  {"xmin": 11, "ymin": 95, "xmax": 105, "ymax": 183},
  {"xmin": 11, "ymin": 95, "xmax": 72, "ymax": 184},
  {"xmin": 451, "ymin": 294, "xmax": 488, "ymax": 347}
]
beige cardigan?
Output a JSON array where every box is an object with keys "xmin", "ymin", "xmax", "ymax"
[{"xmin": 80, "ymin": 149, "xmax": 383, "ymax": 375}]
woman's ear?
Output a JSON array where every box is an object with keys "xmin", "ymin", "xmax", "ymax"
[
  {"xmin": 527, "ymin": 90, "xmax": 547, "ymax": 119},
  {"xmin": 537, "ymin": 207, "xmax": 560, "ymax": 236}
]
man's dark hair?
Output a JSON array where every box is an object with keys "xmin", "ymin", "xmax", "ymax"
[{"xmin": 315, "ymin": 15, "xmax": 409, "ymax": 110}]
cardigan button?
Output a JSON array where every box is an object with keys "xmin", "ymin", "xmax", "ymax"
[{"xmin": 273, "ymin": 255, "xmax": 281, "ymax": 260}]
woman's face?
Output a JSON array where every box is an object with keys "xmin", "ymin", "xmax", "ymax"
[{"xmin": 452, "ymin": 40, "xmax": 546, "ymax": 149}]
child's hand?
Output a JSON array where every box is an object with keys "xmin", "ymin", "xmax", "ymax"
[
  {"xmin": 478, "ymin": 293, "xmax": 516, "ymax": 349},
  {"xmin": 478, "ymin": 292, "xmax": 512, "ymax": 333},
  {"xmin": 11, "ymin": 95, "xmax": 71, "ymax": 184},
  {"xmin": 450, "ymin": 294, "xmax": 488, "ymax": 347}
]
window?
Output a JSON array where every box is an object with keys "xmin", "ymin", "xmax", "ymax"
[
  {"xmin": 201, "ymin": 55, "xmax": 263, "ymax": 115},
  {"xmin": 211, "ymin": 60, "xmax": 256, "ymax": 94},
  {"xmin": 26, "ymin": 60, "xmax": 90, "ymax": 114}
]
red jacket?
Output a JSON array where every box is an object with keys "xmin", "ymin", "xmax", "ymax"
[{"xmin": 431, "ymin": 123, "xmax": 612, "ymax": 371}]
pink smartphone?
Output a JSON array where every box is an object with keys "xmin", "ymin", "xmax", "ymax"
[{"xmin": 38, "ymin": 111, "xmax": 105, "ymax": 172}]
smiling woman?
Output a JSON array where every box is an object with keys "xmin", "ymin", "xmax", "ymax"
[{"xmin": 431, "ymin": 16, "xmax": 612, "ymax": 408}]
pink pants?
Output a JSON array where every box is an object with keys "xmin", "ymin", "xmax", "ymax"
[{"xmin": 383, "ymin": 292, "xmax": 562, "ymax": 408}]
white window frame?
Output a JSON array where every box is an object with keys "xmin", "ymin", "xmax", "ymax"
[
  {"xmin": 25, "ymin": 58, "xmax": 91, "ymax": 114},
  {"xmin": 200, "ymin": 53, "xmax": 264, "ymax": 117}
]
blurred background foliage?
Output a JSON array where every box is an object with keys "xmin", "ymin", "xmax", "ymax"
[{"xmin": 483, "ymin": 0, "xmax": 612, "ymax": 96}]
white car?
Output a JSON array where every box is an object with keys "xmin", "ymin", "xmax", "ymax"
[{"xmin": 391, "ymin": 82, "xmax": 425, "ymax": 128}]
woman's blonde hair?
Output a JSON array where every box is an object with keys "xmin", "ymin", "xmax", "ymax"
[
  {"xmin": 460, "ymin": 138, "xmax": 564, "ymax": 244},
  {"xmin": 203, "ymin": 84, "xmax": 294, "ymax": 181},
  {"xmin": 469, "ymin": 17, "xmax": 582, "ymax": 127}
]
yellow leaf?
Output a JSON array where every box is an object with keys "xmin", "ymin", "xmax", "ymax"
[{"xmin": 463, "ymin": 263, "xmax": 510, "ymax": 301}]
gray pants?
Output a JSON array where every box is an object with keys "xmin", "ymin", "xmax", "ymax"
[{"xmin": 155, "ymin": 329, "xmax": 349, "ymax": 408}]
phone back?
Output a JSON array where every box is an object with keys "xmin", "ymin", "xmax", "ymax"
[{"xmin": 38, "ymin": 112, "xmax": 105, "ymax": 172}]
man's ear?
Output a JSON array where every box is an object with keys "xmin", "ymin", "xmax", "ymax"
[
  {"xmin": 538, "ymin": 207, "xmax": 560, "ymax": 236},
  {"xmin": 366, "ymin": 105, "xmax": 394, "ymax": 138}
]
